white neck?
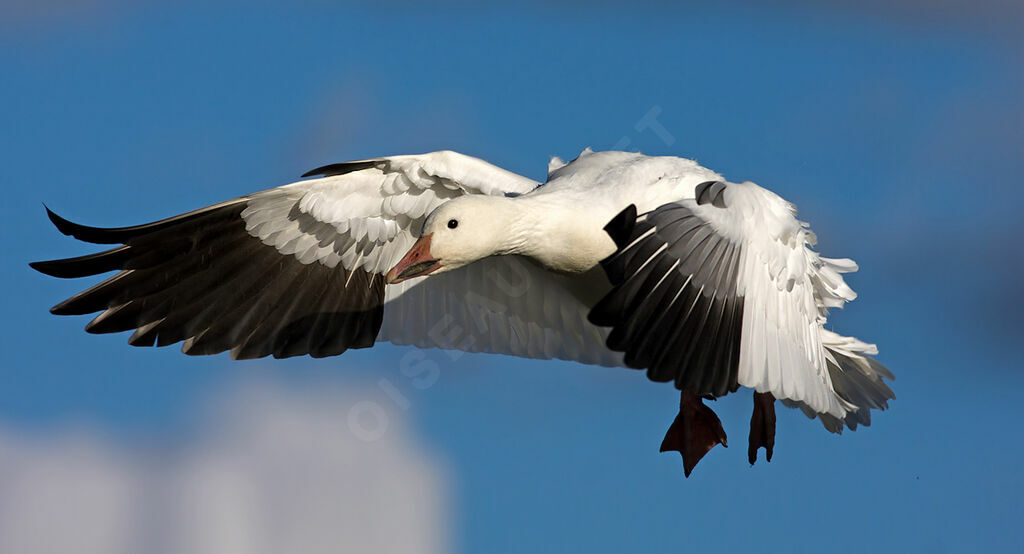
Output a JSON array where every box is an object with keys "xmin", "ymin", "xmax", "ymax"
[{"xmin": 492, "ymin": 195, "xmax": 617, "ymax": 274}]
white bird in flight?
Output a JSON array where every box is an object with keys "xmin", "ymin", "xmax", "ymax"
[{"xmin": 31, "ymin": 148, "xmax": 894, "ymax": 476}]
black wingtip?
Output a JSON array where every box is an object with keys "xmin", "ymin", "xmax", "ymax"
[
  {"xmin": 43, "ymin": 205, "xmax": 79, "ymax": 237},
  {"xmin": 49, "ymin": 297, "xmax": 81, "ymax": 315},
  {"xmin": 301, "ymin": 160, "xmax": 380, "ymax": 178},
  {"xmin": 33, "ymin": 208, "xmax": 79, "ymax": 276},
  {"xmin": 603, "ymin": 204, "xmax": 638, "ymax": 247},
  {"xmin": 29, "ymin": 259, "xmax": 59, "ymax": 276},
  {"xmin": 29, "ymin": 245, "xmax": 132, "ymax": 278},
  {"xmin": 35, "ymin": 205, "xmax": 98, "ymax": 268},
  {"xmin": 39, "ymin": 205, "xmax": 124, "ymax": 244}
]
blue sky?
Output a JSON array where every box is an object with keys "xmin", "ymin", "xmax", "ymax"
[{"xmin": 3, "ymin": 2, "xmax": 1023, "ymax": 552}]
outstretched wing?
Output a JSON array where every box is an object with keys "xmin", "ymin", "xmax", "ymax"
[
  {"xmin": 590, "ymin": 180, "xmax": 890, "ymax": 421},
  {"xmin": 32, "ymin": 200, "xmax": 385, "ymax": 359},
  {"xmin": 31, "ymin": 151, "xmax": 552, "ymax": 359},
  {"xmin": 588, "ymin": 201, "xmax": 745, "ymax": 398},
  {"xmin": 33, "ymin": 150, "xmax": 625, "ymax": 366}
]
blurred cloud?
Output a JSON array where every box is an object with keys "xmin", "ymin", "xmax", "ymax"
[{"xmin": 0, "ymin": 379, "xmax": 449, "ymax": 554}]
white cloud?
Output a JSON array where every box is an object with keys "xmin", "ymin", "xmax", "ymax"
[{"xmin": 0, "ymin": 379, "xmax": 449, "ymax": 554}]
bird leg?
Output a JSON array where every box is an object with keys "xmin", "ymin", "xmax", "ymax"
[
  {"xmin": 660, "ymin": 390, "xmax": 728, "ymax": 477},
  {"xmin": 748, "ymin": 391, "xmax": 776, "ymax": 465}
]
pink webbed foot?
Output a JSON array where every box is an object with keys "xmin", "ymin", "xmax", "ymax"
[
  {"xmin": 748, "ymin": 391, "xmax": 776, "ymax": 465},
  {"xmin": 660, "ymin": 390, "xmax": 728, "ymax": 477}
]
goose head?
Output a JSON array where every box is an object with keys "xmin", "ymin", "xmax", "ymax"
[{"xmin": 385, "ymin": 196, "xmax": 514, "ymax": 284}]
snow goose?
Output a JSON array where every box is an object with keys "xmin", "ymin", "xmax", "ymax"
[{"xmin": 31, "ymin": 148, "xmax": 894, "ymax": 476}]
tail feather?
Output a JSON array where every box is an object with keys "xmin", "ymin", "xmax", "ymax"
[{"xmin": 784, "ymin": 329, "xmax": 895, "ymax": 434}]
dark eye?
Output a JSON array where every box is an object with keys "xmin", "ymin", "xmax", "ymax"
[{"xmin": 447, "ymin": 219, "xmax": 458, "ymax": 229}]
